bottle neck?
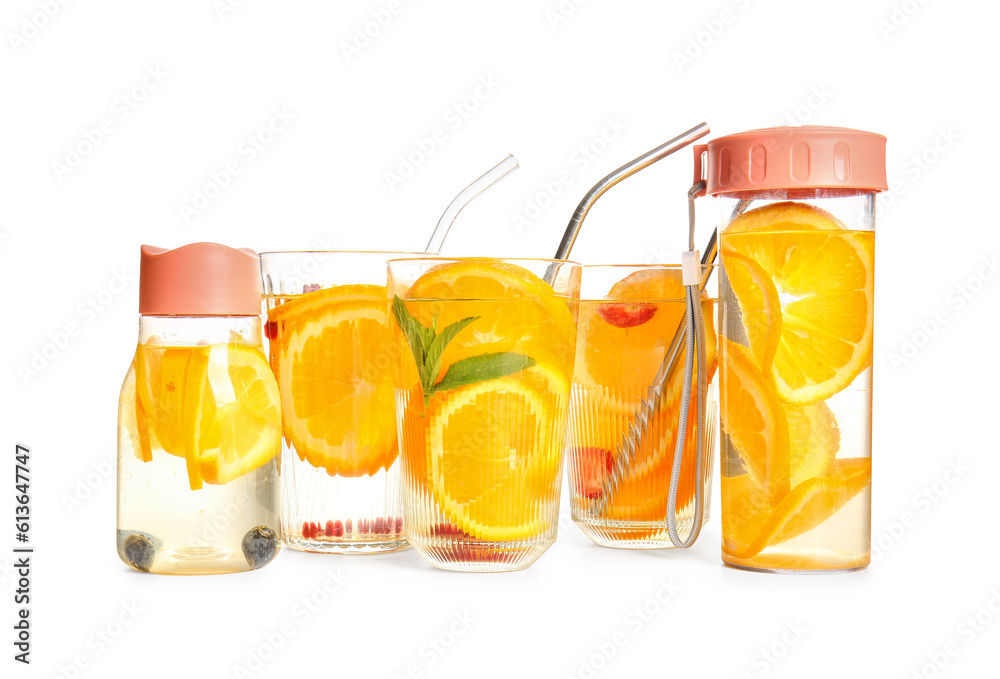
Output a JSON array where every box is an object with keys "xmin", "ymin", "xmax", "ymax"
[{"xmin": 138, "ymin": 315, "xmax": 262, "ymax": 347}]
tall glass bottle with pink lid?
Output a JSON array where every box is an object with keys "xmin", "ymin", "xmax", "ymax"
[
  {"xmin": 117, "ymin": 243, "xmax": 282, "ymax": 574},
  {"xmin": 693, "ymin": 126, "xmax": 885, "ymax": 572}
]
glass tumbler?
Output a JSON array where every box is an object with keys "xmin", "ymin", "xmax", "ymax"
[
  {"xmin": 387, "ymin": 257, "xmax": 581, "ymax": 571},
  {"xmin": 260, "ymin": 251, "xmax": 423, "ymax": 554},
  {"xmin": 566, "ymin": 264, "xmax": 718, "ymax": 548}
]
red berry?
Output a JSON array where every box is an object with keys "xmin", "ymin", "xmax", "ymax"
[
  {"xmin": 264, "ymin": 320, "xmax": 279, "ymax": 340},
  {"xmin": 597, "ymin": 302, "xmax": 657, "ymax": 328},
  {"xmin": 345, "ymin": 519, "xmax": 353, "ymax": 534},
  {"xmin": 432, "ymin": 523, "xmax": 469, "ymax": 538},
  {"xmin": 374, "ymin": 517, "xmax": 384, "ymax": 533},
  {"xmin": 301, "ymin": 521, "xmax": 312, "ymax": 539},
  {"xmin": 395, "ymin": 517, "xmax": 404, "ymax": 533},
  {"xmin": 324, "ymin": 520, "xmax": 334, "ymax": 537},
  {"xmin": 359, "ymin": 519, "xmax": 370, "ymax": 533}
]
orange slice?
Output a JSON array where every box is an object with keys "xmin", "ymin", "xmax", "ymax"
[
  {"xmin": 722, "ymin": 202, "xmax": 874, "ymax": 405},
  {"xmin": 422, "ymin": 363, "xmax": 567, "ymax": 541},
  {"xmin": 579, "ymin": 269, "xmax": 716, "ymax": 390},
  {"xmin": 724, "ymin": 457, "xmax": 871, "ymax": 561},
  {"xmin": 720, "ymin": 250, "xmax": 782, "ymax": 371},
  {"xmin": 268, "ymin": 285, "xmax": 399, "ymax": 477},
  {"xmin": 720, "ymin": 340, "xmax": 790, "ymax": 506},
  {"xmin": 135, "ymin": 345, "xmax": 197, "ymax": 457},
  {"xmin": 402, "ymin": 259, "xmax": 578, "ymax": 377},
  {"xmin": 787, "ymin": 401, "xmax": 840, "ymax": 486},
  {"xmin": 194, "ymin": 344, "xmax": 281, "ymax": 485},
  {"xmin": 120, "ymin": 360, "xmax": 153, "ymax": 462}
]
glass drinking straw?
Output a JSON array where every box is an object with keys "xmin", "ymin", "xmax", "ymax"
[{"xmin": 425, "ymin": 154, "xmax": 520, "ymax": 254}]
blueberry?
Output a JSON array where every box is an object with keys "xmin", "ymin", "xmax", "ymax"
[
  {"xmin": 242, "ymin": 526, "xmax": 278, "ymax": 569},
  {"xmin": 123, "ymin": 533, "xmax": 155, "ymax": 572}
]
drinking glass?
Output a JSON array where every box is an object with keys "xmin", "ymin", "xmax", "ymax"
[
  {"xmin": 260, "ymin": 251, "xmax": 423, "ymax": 554},
  {"xmin": 387, "ymin": 257, "xmax": 581, "ymax": 571},
  {"xmin": 566, "ymin": 264, "xmax": 718, "ymax": 548}
]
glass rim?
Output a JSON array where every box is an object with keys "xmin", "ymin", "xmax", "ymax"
[
  {"xmin": 259, "ymin": 249, "xmax": 428, "ymax": 258},
  {"xmin": 577, "ymin": 263, "xmax": 716, "ymax": 269},
  {"xmin": 386, "ymin": 256, "xmax": 581, "ymax": 266}
]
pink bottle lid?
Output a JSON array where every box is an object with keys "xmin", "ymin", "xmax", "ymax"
[
  {"xmin": 694, "ymin": 126, "xmax": 887, "ymax": 196},
  {"xmin": 139, "ymin": 243, "xmax": 262, "ymax": 316}
]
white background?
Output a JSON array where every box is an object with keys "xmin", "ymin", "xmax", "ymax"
[{"xmin": 2, "ymin": 1, "xmax": 999, "ymax": 678}]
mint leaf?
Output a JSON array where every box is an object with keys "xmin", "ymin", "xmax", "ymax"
[
  {"xmin": 391, "ymin": 295, "xmax": 538, "ymax": 406},
  {"xmin": 392, "ymin": 296, "xmax": 434, "ymax": 387},
  {"xmin": 433, "ymin": 352, "xmax": 536, "ymax": 393},
  {"xmin": 425, "ymin": 316, "xmax": 479, "ymax": 387}
]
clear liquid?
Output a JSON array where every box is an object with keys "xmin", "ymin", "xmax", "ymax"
[
  {"xmin": 117, "ymin": 358, "xmax": 280, "ymax": 575},
  {"xmin": 719, "ymin": 228, "xmax": 873, "ymax": 572},
  {"xmin": 264, "ymin": 289, "xmax": 407, "ymax": 554}
]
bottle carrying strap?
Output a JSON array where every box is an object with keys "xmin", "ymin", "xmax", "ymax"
[{"xmin": 665, "ymin": 180, "xmax": 709, "ymax": 548}]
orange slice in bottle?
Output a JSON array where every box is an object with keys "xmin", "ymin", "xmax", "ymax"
[
  {"xmin": 723, "ymin": 398, "xmax": 842, "ymax": 557},
  {"xmin": 722, "ymin": 202, "xmax": 874, "ymax": 405},
  {"xmin": 720, "ymin": 340, "xmax": 790, "ymax": 506},
  {"xmin": 786, "ymin": 400, "xmax": 841, "ymax": 487},
  {"xmin": 194, "ymin": 344, "xmax": 281, "ymax": 486},
  {"xmin": 719, "ymin": 250, "xmax": 782, "ymax": 371},
  {"xmin": 120, "ymin": 360, "xmax": 153, "ymax": 463},
  {"xmin": 725, "ymin": 457, "xmax": 871, "ymax": 561},
  {"xmin": 422, "ymin": 363, "xmax": 567, "ymax": 541},
  {"xmin": 268, "ymin": 285, "xmax": 399, "ymax": 478},
  {"xmin": 135, "ymin": 345, "xmax": 198, "ymax": 457}
]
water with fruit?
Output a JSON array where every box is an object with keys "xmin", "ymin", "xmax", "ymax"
[
  {"xmin": 265, "ymin": 284, "xmax": 407, "ymax": 553},
  {"xmin": 390, "ymin": 259, "xmax": 578, "ymax": 571},
  {"xmin": 567, "ymin": 267, "xmax": 717, "ymax": 548},
  {"xmin": 117, "ymin": 318, "xmax": 281, "ymax": 574},
  {"xmin": 718, "ymin": 201, "xmax": 874, "ymax": 572}
]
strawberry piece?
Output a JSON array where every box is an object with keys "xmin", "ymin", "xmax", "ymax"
[
  {"xmin": 597, "ymin": 302, "xmax": 657, "ymax": 328},
  {"xmin": 301, "ymin": 521, "xmax": 312, "ymax": 539},
  {"xmin": 573, "ymin": 447, "xmax": 614, "ymax": 499},
  {"xmin": 324, "ymin": 520, "xmax": 334, "ymax": 537},
  {"xmin": 332, "ymin": 520, "xmax": 344, "ymax": 537}
]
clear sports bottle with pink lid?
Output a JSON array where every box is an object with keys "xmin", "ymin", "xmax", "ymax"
[
  {"xmin": 692, "ymin": 126, "xmax": 886, "ymax": 572},
  {"xmin": 117, "ymin": 243, "xmax": 281, "ymax": 575}
]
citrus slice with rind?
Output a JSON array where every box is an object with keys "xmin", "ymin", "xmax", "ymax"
[
  {"xmin": 786, "ymin": 401, "xmax": 840, "ymax": 487},
  {"xmin": 194, "ymin": 344, "xmax": 281, "ymax": 486},
  {"xmin": 724, "ymin": 457, "xmax": 870, "ymax": 561},
  {"xmin": 722, "ymin": 201, "xmax": 874, "ymax": 406},
  {"xmin": 269, "ymin": 287, "xmax": 399, "ymax": 478},
  {"xmin": 423, "ymin": 363, "xmax": 568, "ymax": 542},
  {"xmin": 267, "ymin": 284, "xmax": 384, "ymax": 323},
  {"xmin": 120, "ymin": 360, "xmax": 153, "ymax": 463},
  {"xmin": 402, "ymin": 259, "xmax": 578, "ymax": 377},
  {"xmin": 135, "ymin": 345, "xmax": 197, "ymax": 457},
  {"xmin": 720, "ymin": 249, "xmax": 782, "ymax": 371},
  {"xmin": 720, "ymin": 340, "xmax": 790, "ymax": 506}
]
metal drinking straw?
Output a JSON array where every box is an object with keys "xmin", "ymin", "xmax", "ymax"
[{"xmin": 549, "ymin": 122, "xmax": 717, "ymax": 546}]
